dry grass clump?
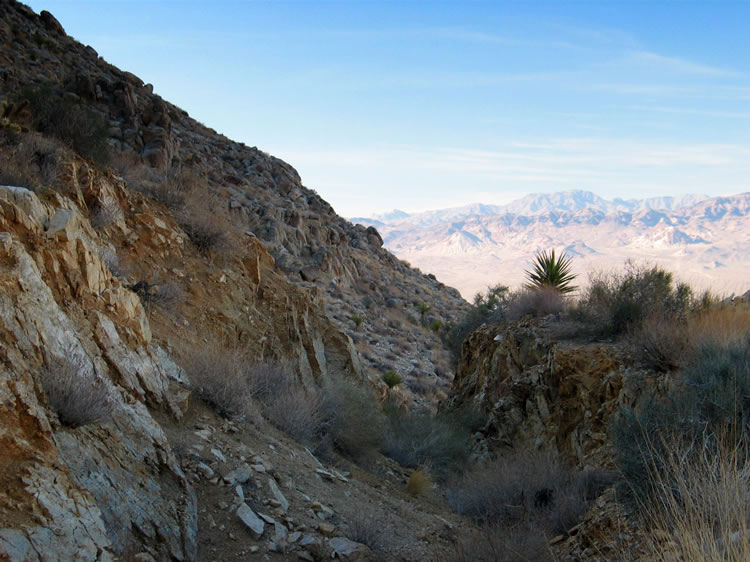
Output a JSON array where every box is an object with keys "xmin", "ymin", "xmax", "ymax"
[
  {"xmin": 506, "ymin": 286, "xmax": 568, "ymax": 321},
  {"xmin": 686, "ymin": 304, "xmax": 750, "ymax": 351},
  {"xmin": 406, "ymin": 468, "xmax": 431, "ymax": 496},
  {"xmin": 38, "ymin": 355, "xmax": 114, "ymax": 427},
  {"xmin": 634, "ymin": 431, "xmax": 750, "ymax": 562}
]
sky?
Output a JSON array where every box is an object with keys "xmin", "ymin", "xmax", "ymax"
[{"xmin": 25, "ymin": 0, "xmax": 750, "ymax": 217}]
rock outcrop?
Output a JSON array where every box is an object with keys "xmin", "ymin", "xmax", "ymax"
[{"xmin": 447, "ymin": 320, "xmax": 667, "ymax": 468}]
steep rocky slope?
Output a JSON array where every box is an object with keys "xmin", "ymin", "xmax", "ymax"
[
  {"xmin": 0, "ymin": 0, "xmax": 468, "ymax": 404},
  {"xmin": 0, "ymin": 2, "xmax": 476, "ymax": 560}
]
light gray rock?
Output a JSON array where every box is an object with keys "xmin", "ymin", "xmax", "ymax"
[
  {"xmin": 237, "ymin": 503, "xmax": 265, "ymax": 537},
  {"xmin": 268, "ymin": 477, "xmax": 289, "ymax": 513}
]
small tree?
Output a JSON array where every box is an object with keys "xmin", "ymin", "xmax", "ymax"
[{"xmin": 525, "ymin": 249, "xmax": 577, "ymax": 294}]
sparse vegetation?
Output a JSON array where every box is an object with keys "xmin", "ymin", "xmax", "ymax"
[
  {"xmin": 506, "ymin": 285, "xmax": 567, "ymax": 320},
  {"xmin": 38, "ymin": 354, "xmax": 114, "ymax": 427},
  {"xmin": 351, "ymin": 314, "xmax": 364, "ymax": 328}
]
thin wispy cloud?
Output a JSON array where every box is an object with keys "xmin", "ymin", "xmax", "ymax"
[{"xmin": 626, "ymin": 51, "xmax": 743, "ymax": 78}]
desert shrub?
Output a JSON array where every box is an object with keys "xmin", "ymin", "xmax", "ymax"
[
  {"xmin": 351, "ymin": 314, "xmax": 364, "ymax": 328},
  {"xmin": 319, "ymin": 377, "xmax": 384, "ymax": 460},
  {"xmin": 454, "ymin": 523, "xmax": 552, "ymax": 562},
  {"xmin": 0, "ymin": 130, "xmax": 61, "ymax": 191},
  {"xmin": 19, "ymin": 84, "xmax": 109, "ymax": 164},
  {"xmin": 446, "ymin": 450, "xmax": 605, "ymax": 532},
  {"xmin": 506, "ymin": 286, "xmax": 567, "ymax": 320},
  {"xmin": 614, "ymin": 339, "xmax": 750, "ymax": 507},
  {"xmin": 383, "ymin": 402, "xmax": 472, "ymax": 478},
  {"xmin": 178, "ymin": 207, "xmax": 230, "ymax": 255},
  {"xmin": 39, "ymin": 355, "xmax": 114, "ymax": 427},
  {"xmin": 344, "ymin": 513, "xmax": 385, "ymax": 557},
  {"xmin": 575, "ymin": 261, "xmax": 696, "ymax": 338},
  {"xmin": 181, "ymin": 347, "xmax": 254, "ymax": 419},
  {"xmin": 263, "ymin": 381, "xmax": 323, "ymax": 444},
  {"xmin": 127, "ymin": 278, "xmax": 184, "ymax": 309},
  {"xmin": 89, "ymin": 197, "xmax": 122, "ymax": 228},
  {"xmin": 628, "ymin": 312, "xmax": 689, "ymax": 372}
]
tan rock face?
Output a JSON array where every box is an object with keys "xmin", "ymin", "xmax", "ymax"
[{"xmin": 449, "ymin": 321, "xmax": 639, "ymax": 468}]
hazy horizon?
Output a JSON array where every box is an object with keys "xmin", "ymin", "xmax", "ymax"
[{"xmin": 25, "ymin": 1, "xmax": 750, "ymax": 217}]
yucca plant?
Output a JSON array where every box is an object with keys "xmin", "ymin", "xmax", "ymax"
[{"xmin": 525, "ymin": 249, "xmax": 578, "ymax": 294}]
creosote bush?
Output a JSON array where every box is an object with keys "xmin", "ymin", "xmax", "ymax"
[
  {"xmin": 574, "ymin": 261, "xmax": 699, "ymax": 338},
  {"xmin": 39, "ymin": 355, "xmax": 114, "ymax": 427}
]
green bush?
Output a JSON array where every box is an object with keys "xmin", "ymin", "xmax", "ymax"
[{"xmin": 575, "ymin": 261, "xmax": 696, "ymax": 338}]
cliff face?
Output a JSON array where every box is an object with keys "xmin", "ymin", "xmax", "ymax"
[{"xmin": 448, "ymin": 320, "xmax": 669, "ymax": 469}]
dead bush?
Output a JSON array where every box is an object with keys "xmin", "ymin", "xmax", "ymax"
[
  {"xmin": 38, "ymin": 355, "xmax": 114, "ymax": 427},
  {"xmin": 0, "ymin": 130, "xmax": 61, "ymax": 191},
  {"xmin": 179, "ymin": 206, "xmax": 231, "ymax": 255},
  {"xmin": 181, "ymin": 346, "xmax": 254, "ymax": 419},
  {"xmin": 263, "ymin": 381, "xmax": 323, "ymax": 445},
  {"xmin": 506, "ymin": 286, "xmax": 567, "ymax": 320},
  {"xmin": 628, "ymin": 313, "xmax": 688, "ymax": 372},
  {"xmin": 344, "ymin": 513, "xmax": 385, "ymax": 557}
]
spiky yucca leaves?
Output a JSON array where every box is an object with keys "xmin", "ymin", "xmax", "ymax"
[{"xmin": 525, "ymin": 249, "xmax": 578, "ymax": 294}]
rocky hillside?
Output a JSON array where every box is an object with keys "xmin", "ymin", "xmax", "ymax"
[
  {"xmin": 0, "ymin": 0, "xmax": 468, "ymax": 405},
  {"xmin": 0, "ymin": 1, "xmax": 478, "ymax": 560}
]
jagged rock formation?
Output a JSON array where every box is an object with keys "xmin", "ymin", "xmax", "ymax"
[{"xmin": 447, "ymin": 320, "xmax": 668, "ymax": 469}]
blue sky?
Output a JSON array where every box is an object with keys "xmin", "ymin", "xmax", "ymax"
[{"xmin": 26, "ymin": 1, "xmax": 750, "ymax": 217}]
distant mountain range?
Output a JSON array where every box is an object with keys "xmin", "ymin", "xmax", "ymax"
[{"xmin": 352, "ymin": 190, "xmax": 750, "ymax": 298}]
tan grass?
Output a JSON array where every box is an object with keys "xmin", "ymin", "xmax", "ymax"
[
  {"xmin": 686, "ymin": 304, "xmax": 750, "ymax": 351},
  {"xmin": 406, "ymin": 468, "xmax": 431, "ymax": 496},
  {"xmin": 635, "ymin": 430, "xmax": 750, "ymax": 561}
]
